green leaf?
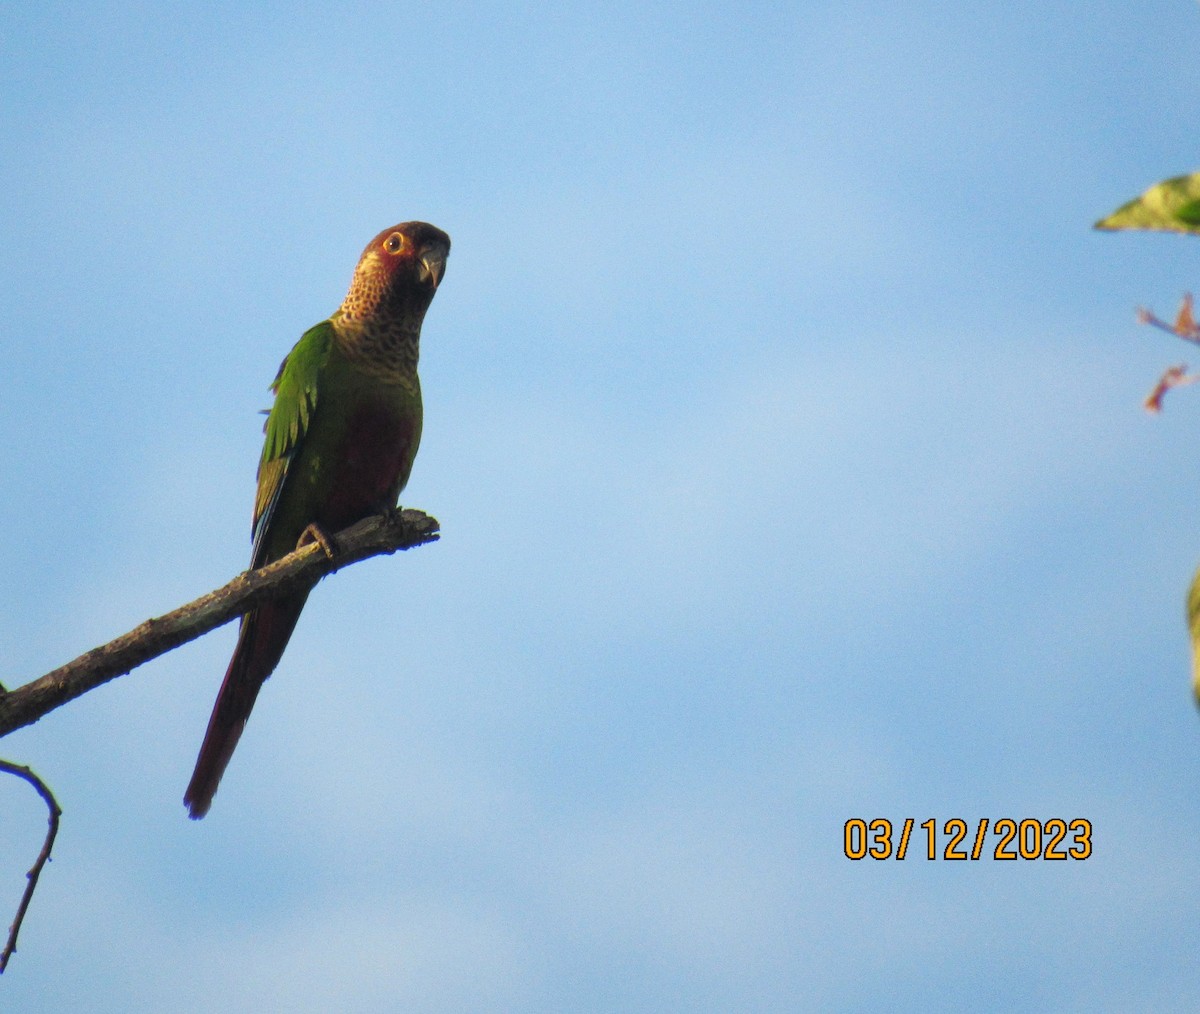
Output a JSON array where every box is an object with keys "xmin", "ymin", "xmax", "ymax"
[
  {"xmin": 1189, "ymin": 566, "xmax": 1200, "ymax": 707},
  {"xmin": 1095, "ymin": 172, "xmax": 1200, "ymax": 234},
  {"xmin": 1175, "ymin": 198, "xmax": 1200, "ymax": 226}
]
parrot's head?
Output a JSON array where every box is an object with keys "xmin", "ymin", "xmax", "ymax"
[{"xmin": 339, "ymin": 221, "xmax": 450, "ymax": 325}]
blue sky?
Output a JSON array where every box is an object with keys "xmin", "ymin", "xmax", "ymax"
[{"xmin": 3, "ymin": 2, "xmax": 1200, "ymax": 1010}]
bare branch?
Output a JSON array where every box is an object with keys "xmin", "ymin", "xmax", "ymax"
[
  {"xmin": 1137, "ymin": 294, "xmax": 1200, "ymax": 345},
  {"xmin": 0, "ymin": 761, "xmax": 62, "ymax": 974},
  {"xmin": 1144, "ymin": 364, "xmax": 1200, "ymax": 413},
  {"xmin": 0, "ymin": 509, "xmax": 439, "ymax": 738}
]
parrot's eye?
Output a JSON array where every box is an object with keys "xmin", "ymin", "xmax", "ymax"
[{"xmin": 384, "ymin": 232, "xmax": 405, "ymax": 254}]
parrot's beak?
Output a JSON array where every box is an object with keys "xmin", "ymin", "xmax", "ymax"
[{"xmin": 418, "ymin": 247, "xmax": 447, "ymax": 288}]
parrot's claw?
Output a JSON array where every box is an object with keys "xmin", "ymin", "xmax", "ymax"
[{"xmin": 298, "ymin": 523, "xmax": 338, "ymax": 560}]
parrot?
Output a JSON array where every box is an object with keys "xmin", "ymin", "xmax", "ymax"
[{"xmin": 183, "ymin": 221, "xmax": 450, "ymax": 819}]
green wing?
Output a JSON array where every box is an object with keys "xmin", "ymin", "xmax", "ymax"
[{"xmin": 251, "ymin": 319, "xmax": 334, "ymax": 566}]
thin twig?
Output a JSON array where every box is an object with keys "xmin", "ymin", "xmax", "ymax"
[
  {"xmin": 1145, "ymin": 364, "xmax": 1200, "ymax": 413},
  {"xmin": 0, "ymin": 761, "xmax": 62, "ymax": 973},
  {"xmin": 0, "ymin": 509, "xmax": 439, "ymax": 738},
  {"xmin": 1136, "ymin": 308, "xmax": 1200, "ymax": 344},
  {"xmin": 1137, "ymin": 295, "xmax": 1200, "ymax": 410},
  {"xmin": 1137, "ymin": 293, "xmax": 1200, "ymax": 345}
]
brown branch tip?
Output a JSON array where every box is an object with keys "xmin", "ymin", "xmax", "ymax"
[
  {"xmin": 1144, "ymin": 364, "xmax": 1200, "ymax": 413},
  {"xmin": 0, "ymin": 761, "xmax": 62, "ymax": 974},
  {"xmin": 1138, "ymin": 293, "xmax": 1200, "ymax": 344},
  {"xmin": 1136, "ymin": 295, "xmax": 1200, "ymax": 411}
]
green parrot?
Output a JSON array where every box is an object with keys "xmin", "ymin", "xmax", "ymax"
[{"xmin": 184, "ymin": 221, "xmax": 450, "ymax": 818}]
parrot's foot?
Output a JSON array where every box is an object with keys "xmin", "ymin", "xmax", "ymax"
[{"xmin": 298, "ymin": 523, "xmax": 338, "ymax": 560}]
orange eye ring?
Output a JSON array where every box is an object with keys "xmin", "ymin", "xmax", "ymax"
[{"xmin": 383, "ymin": 232, "xmax": 405, "ymax": 254}]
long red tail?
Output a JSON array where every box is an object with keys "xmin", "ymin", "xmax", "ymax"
[{"xmin": 183, "ymin": 591, "xmax": 309, "ymax": 818}]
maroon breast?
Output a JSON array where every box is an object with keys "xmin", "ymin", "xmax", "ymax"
[{"xmin": 320, "ymin": 400, "xmax": 418, "ymax": 531}]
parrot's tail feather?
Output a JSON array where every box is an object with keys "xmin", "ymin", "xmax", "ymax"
[{"xmin": 183, "ymin": 592, "xmax": 309, "ymax": 819}]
